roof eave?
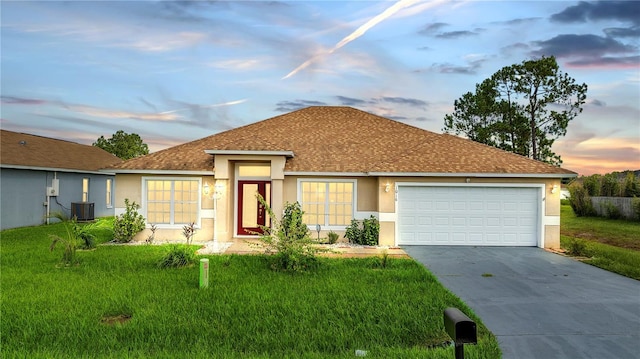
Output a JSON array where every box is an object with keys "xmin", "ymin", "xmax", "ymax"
[
  {"xmin": 1, "ymin": 164, "xmax": 116, "ymax": 175},
  {"xmin": 204, "ymin": 150, "xmax": 294, "ymax": 157},
  {"xmin": 104, "ymin": 169, "xmax": 213, "ymax": 175},
  {"xmin": 367, "ymin": 172, "xmax": 578, "ymax": 178}
]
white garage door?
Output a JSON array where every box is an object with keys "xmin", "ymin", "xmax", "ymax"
[{"xmin": 398, "ymin": 186, "xmax": 539, "ymax": 246}]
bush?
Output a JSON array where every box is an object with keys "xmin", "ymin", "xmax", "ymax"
[
  {"xmin": 623, "ymin": 172, "xmax": 640, "ymax": 197},
  {"xmin": 344, "ymin": 216, "xmax": 379, "ymax": 246},
  {"xmin": 582, "ymin": 174, "xmax": 601, "ymax": 196},
  {"xmin": 568, "ymin": 182, "xmax": 595, "ymax": 217},
  {"xmin": 564, "ymin": 238, "xmax": 590, "ymax": 257},
  {"xmin": 632, "ymin": 197, "xmax": 640, "ymax": 221},
  {"xmin": 601, "ymin": 173, "xmax": 620, "ymax": 197},
  {"xmin": 256, "ymin": 196, "xmax": 317, "ymax": 272},
  {"xmin": 113, "ymin": 199, "xmax": 146, "ymax": 243},
  {"xmin": 281, "ymin": 202, "xmax": 309, "ymax": 240},
  {"xmin": 182, "ymin": 222, "xmax": 196, "ymax": 244},
  {"xmin": 48, "ymin": 212, "xmax": 109, "ymax": 266},
  {"xmin": 603, "ymin": 201, "xmax": 622, "ymax": 220},
  {"xmin": 327, "ymin": 231, "xmax": 339, "ymax": 244},
  {"xmin": 157, "ymin": 244, "xmax": 196, "ymax": 268}
]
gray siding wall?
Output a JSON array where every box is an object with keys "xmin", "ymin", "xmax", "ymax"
[{"xmin": 1, "ymin": 168, "xmax": 115, "ymax": 230}]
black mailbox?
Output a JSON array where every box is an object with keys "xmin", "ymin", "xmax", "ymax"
[{"xmin": 443, "ymin": 307, "xmax": 477, "ymax": 344}]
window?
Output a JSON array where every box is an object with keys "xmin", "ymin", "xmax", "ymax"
[
  {"xmin": 106, "ymin": 179, "xmax": 113, "ymax": 208},
  {"xmin": 300, "ymin": 180, "xmax": 354, "ymax": 227},
  {"xmin": 82, "ymin": 178, "xmax": 89, "ymax": 202},
  {"xmin": 145, "ymin": 179, "xmax": 199, "ymax": 225}
]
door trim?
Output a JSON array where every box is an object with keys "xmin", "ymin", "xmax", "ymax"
[{"xmin": 236, "ymin": 180, "xmax": 271, "ymax": 236}]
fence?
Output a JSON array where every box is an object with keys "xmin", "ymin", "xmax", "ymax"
[{"xmin": 591, "ymin": 197, "xmax": 637, "ymax": 220}]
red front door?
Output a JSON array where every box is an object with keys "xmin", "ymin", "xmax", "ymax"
[{"xmin": 237, "ymin": 181, "xmax": 271, "ymax": 235}]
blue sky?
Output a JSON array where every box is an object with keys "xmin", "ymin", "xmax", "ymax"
[{"xmin": 1, "ymin": 0, "xmax": 638, "ymax": 175}]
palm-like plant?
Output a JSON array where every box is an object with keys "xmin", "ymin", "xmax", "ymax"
[{"xmin": 48, "ymin": 211, "xmax": 105, "ymax": 266}]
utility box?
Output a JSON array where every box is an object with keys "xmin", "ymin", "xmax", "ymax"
[{"xmin": 47, "ymin": 178, "xmax": 59, "ymax": 196}]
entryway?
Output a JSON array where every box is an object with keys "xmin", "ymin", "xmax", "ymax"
[{"xmin": 237, "ymin": 180, "xmax": 270, "ymax": 235}]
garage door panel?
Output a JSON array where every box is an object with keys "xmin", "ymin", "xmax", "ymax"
[{"xmin": 398, "ymin": 186, "xmax": 539, "ymax": 246}]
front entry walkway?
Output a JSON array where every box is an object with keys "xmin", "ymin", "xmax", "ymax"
[
  {"xmin": 404, "ymin": 246, "xmax": 640, "ymax": 359},
  {"xmin": 197, "ymin": 239, "xmax": 409, "ymax": 258}
]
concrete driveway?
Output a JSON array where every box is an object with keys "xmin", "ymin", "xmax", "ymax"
[{"xmin": 404, "ymin": 246, "xmax": 640, "ymax": 359}]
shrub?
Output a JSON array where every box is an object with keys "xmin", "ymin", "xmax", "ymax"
[
  {"xmin": 603, "ymin": 201, "xmax": 622, "ymax": 220},
  {"xmin": 632, "ymin": 197, "xmax": 640, "ymax": 221},
  {"xmin": 327, "ymin": 231, "xmax": 339, "ymax": 244},
  {"xmin": 601, "ymin": 173, "xmax": 620, "ymax": 197},
  {"xmin": 182, "ymin": 222, "xmax": 196, "ymax": 244},
  {"xmin": 344, "ymin": 216, "xmax": 379, "ymax": 246},
  {"xmin": 48, "ymin": 212, "xmax": 108, "ymax": 265},
  {"xmin": 256, "ymin": 196, "xmax": 317, "ymax": 272},
  {"xmin": 344, "ymin": 219, "xmax": 362, "ymax": 244},
  {"xmin": 281, "ymin": 202, "xmax": 309, "ymax": 240},
  {"xmin": 157, "ymin": 244, "xmax": 196, "ymax": 268},
  {"xmin": 623, "ymin": 172, "xmax": 640, "ymax": 197},
  {"xmin": 568, "ymin": 182, "xmax": 595, "ymax": 217},
  {"xmin": 113, "ymin": 199, "xmax": 146, "ymax": 243},
  {"xmin": 582, "ymin": 174, "xmax": 601, "ymax": 196},
  {"xmin": 145, "ymin": 224, "xmax": 157, "ymax": 245},
  {"xmin": 564, "ymin": 238, "xmax": 590, "ymax": 257}
]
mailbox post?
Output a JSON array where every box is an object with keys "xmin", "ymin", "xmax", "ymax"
[{"xmin": 443, "ymin": 307, "xmax": 477, "ymax": 359}]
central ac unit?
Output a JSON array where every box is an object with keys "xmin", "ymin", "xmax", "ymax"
[{"xmin": 71, "ymin": 202, "xmax": 95, "ymax": 222}]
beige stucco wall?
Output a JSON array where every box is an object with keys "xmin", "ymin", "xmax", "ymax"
[{"xmin": 116, "ymin": 168, "xmax": 563, "ymax": 248}]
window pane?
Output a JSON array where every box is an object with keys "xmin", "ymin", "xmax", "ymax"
[
  {"xmin": 300, "ymin": 181, "xmax": 354, "ymax": 227},
  {"xmin": 238, "ymin": 165, "xmax": 270, "ymax": 177}
]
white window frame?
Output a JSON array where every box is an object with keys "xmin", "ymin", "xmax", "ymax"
[
  {"xmin": 297, "ymin": 178, "xmax": 357, "ymax": 229},
  {"xmin": 106, "ymin": 178, "xmax": 113, "ymax": 208},
  {"xmin": 141, "ymin": 177, "xmax": 202, "ymax": 228},
  {"xmin": 82, "ymin": 178, "xmax": 90, "ymax": 202}
]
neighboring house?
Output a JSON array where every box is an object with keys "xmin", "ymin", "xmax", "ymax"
[
  {"xmin": 106, "ymin": 106, "xmax": 576, "ymax": 249},
  {"xmin": 1, "ymin": 130, "xmax": 122, "ymax": 230}
]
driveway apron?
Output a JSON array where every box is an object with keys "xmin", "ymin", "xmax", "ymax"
[{"xmin": 404, "ymin": 246, "xmax": 640, "ymax": 359}]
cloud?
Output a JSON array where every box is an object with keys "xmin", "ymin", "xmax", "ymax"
[
  {"xmin": 530, "ymin": 34, "xmax": 638, "ymax": 69},
  {"xmin": 418, "ymin": 22, "xmax": 449, "ymax": 35},
  {"xmin": 429, "ymin": 54, "xmax": 489, "ymax": 75},
  {"xmin": 380, "ymin": 97, "xmax": 428, "ymax": 109},
  {"xmin": 531, "ymin": 34, "xmax": 636, "ymax": 58},
  {"xmin": 604, "ymin": 26, "xmax": 640, "ymax": 38},
  {"xmin": 551, "ymin": 1, "xmax": 640, "ymax": 26},
  {"xmin": 590, "ymin": 99, "xmax": 607, "ymax": 107},
  {"xmin": 492, "ymin": 17, "xmax": 541, "ymax": 26},
  {"xmin": 282, "ymin": 0, "xmax": 430, "ymax": 79},
  {"xmin": 565, "ymin": 55, "xmax": 640, "ymax": 69},
  {"xmin": 435, "ymin": 30, "xmax": 478, "ymax": 39},
  {"xmin": 334, "ymin": 95, "xmax": 428, "ymax": 109},
  {"xmin": 1, "ymin": 96, "xmax": 47, "ymax": 105},
  {"xmin": 1, "ymin": 94, "xmax": 245, "ymax": 128},
  {"xmin": 274, "ymin": 100, "xmax": 328, "ymax": 112}
]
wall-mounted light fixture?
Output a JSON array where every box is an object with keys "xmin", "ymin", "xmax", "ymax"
[
  {"xmin": 466, "ymin": 178, "xmax": 471, "ymax": 183},
  {"xmin": 203, "ymin": 182, "xmax": 225, "ymax": 198},
  {"xmin": 384, "ymin": 183, "xmax": 391, "ymax": 193},
  {"xmin": 551, "ymin": 185, "xmax": 558, "ymax": 194},
  {"xmin": 213, "ymin": 182, "xmax": 225, "ymax": 199}
]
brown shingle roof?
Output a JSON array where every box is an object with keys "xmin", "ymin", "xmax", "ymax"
[
  {"xmin": 108, "ymin": 106, "xmax": 576, "ymax": 176},
  {"xmin": 1, "ymin": 130, "xmax": 122, "ymax": 172}
]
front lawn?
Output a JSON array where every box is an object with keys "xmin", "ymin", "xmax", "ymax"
[
  {"xmin": 1, "ymin": 221, "xmax": 500, "ymax": 358},
  {"xmin": 560, "ymin": 205, "xmax": 640, "ymax": 280}
]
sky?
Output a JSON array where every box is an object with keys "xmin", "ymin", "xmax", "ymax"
[{"xmin": 1, "ymin": 0, "xmax": 638, "ymax": 176}]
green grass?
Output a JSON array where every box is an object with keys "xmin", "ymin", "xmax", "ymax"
[
  {"xmin": 1, "ymin": 220, "xmax": 500, "ymax": 358},
  {"xmin": 560, "ymin": 205, "xmax": 640, "ymax": 280}
]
